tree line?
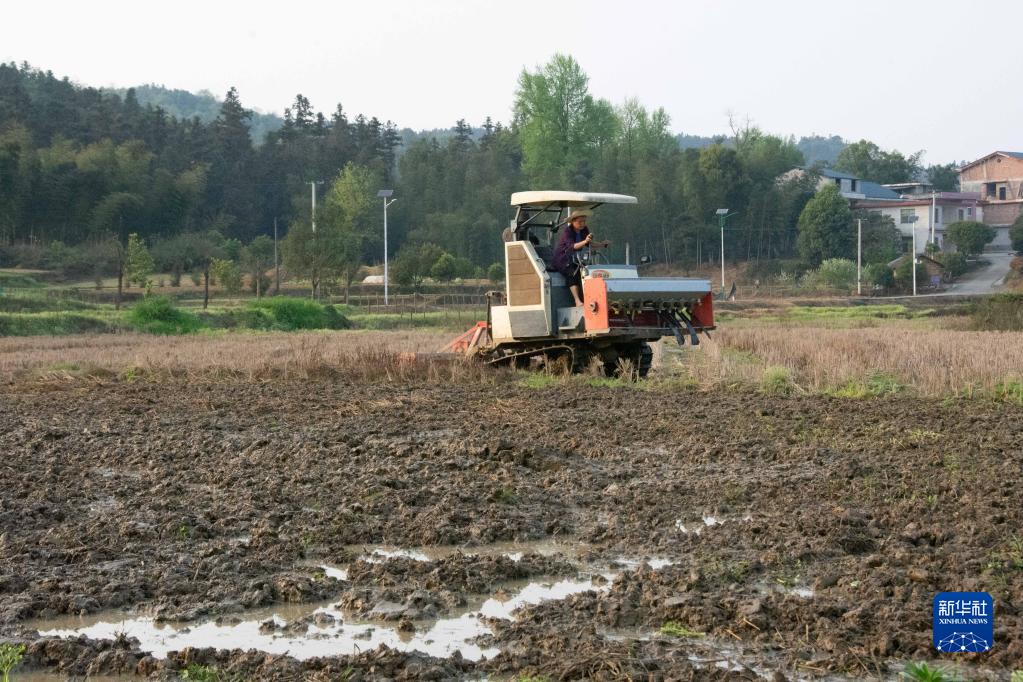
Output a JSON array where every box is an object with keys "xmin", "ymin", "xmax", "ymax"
[{"xmin": 0, "ymin": 57, "xmax": 966, "ymax": 293}]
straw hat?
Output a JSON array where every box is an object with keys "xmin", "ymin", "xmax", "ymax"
[{"xmin": 567, "ymin": 209, "xmax": 592, "ymax": 223}]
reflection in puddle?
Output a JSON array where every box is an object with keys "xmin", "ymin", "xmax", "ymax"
[
  {"xmin": 34, "ymin": 571, "xmax": 615, "ymax": 663},
  {"xmin": 614, "ymin": 557, "xmax": 675, "ymax": 570},
  {"xmin": 346, "ymin": 538, "xmax": 582, "ymax": 564},
  {"xmin": 31, "ymin": 539, "xmax": 670, "ymax": 666}
]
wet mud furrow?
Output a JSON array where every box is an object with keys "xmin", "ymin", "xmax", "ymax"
[{"xmin": 1, "ymin": 380, "xmax": 1021, "ymax": 679}]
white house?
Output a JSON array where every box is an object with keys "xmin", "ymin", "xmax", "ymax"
[{"xmin": 852, "ymin": 193, "xmax": 983, "ymax": 253}]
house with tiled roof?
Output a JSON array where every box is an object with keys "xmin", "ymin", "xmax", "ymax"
[
  {"xmin": 958, "ymin": 151, "xmax": 1023, "ymax": 249},
  {"xmin": 780, "ymin": 166, "xmax": 980, "ymax": 253},
  {"xmin": 779, "ymin": 167, "xmax": 902, "ymax": 201},
  {"xmin": 853, "ymin": 193, "xmax": 983, "ymax": 253}
]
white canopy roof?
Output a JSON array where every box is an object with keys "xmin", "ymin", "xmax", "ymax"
[{"xmin": 510, "ymin": 191, "xmax": 638, "ymax": 207}]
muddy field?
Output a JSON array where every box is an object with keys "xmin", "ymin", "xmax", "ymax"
[{"xmin": 1, "ymin": 374, "xmax": 1022, "ymax": 680}]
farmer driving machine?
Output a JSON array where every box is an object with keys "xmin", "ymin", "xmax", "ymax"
[{"xmin": 445, "ymin": 191, "xmax": 715, "ymax": 377}]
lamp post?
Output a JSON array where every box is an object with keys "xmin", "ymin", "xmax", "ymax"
[
  {"xmin": 907, "ymin": 214, "xmax": 919, "ymax": 296},
  {"xmin": 857, "ymin": 217, "xmax": 862, "ymax": 296},
  {"xmin": 377, "ymin": 189, "xmax": 396, "ymax": 305},
  {"xmin": 715, "ymin": 209, "xmax": 736, "ymax": 293}
]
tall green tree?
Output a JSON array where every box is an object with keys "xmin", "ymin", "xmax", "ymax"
[
  {"xmin": 243, "ymin": 235, "xmax": 275, "ymax": 297},
  {"xmin": 834, "ymin": 140, "xmax": 923, "ymax": 184},
  {"xmin": 321, "ymin": 162, "xmax": 380, "ymax": 300},
  {"xmin": 945, "ymin": 220, "xmax": 995, "ymax": 257},
  {"xmin": 125, "ymin": 232, "xmax": 155, "ymax": 287},
  {"xmin": 796, "ymin": 184, "xmax": 854, "ymax": 265},
  {"xmin": 514, "ymin": 54, "xmax": 617, "ymax": 187},
  {"xmin": 927, "ymin": 162, "xmax": 960, "ymax": 191},
  {"xmin": 1010, "ymin": 214, "xmax": 1023, "ymax": 253}
]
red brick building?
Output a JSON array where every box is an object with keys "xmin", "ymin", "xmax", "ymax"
[{"xmin": 958, "ymin": 151, "xmax": 1023, "ymax": 248}]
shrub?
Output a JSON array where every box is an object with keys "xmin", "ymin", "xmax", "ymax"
[
  {"xmin": 430, "ymin": 253, "xmax": 458, "ymax": 282},
  {"xmin": 894, "ymin": 258, "xmax": 927, "ymax": 291},
  {"xmin": 818, "ymin": 258, "xmax": 857, "ymax": 290},
  {"xmin": 487, "ymin": 262, "xmax": 505, "ymax": 283},
  {"xmin": 863, "ymin": 263, "xmax": 894, "ymax": 289},
  {"xmin": 934, "ymin": 251, "xmax": 968, "ymax": 277},
  {"xmin": 798, "ymin": 269, "xmax": 824, "ymax": 291},
  {"xmin": 971, "ymin": 293, "xmax": 1023, "ymax": 331},
  {"xmin": 761, "ymin": 366, "xmax": 795, "ymax": 395},
  {"xmin": 1011, "ymin": 214, "xmax": 1023, "ymax": 253},
  {"xmin": 211, "ymin": 258, "xmax": 242, "ymax": 294},
  {"xmin": 248, "ymin": 296, "xmax": 351, "ymax": 331},
  {"xmin": 945, "ymin": 220, "xmax": 995, "ymax": 257},
  {"xmin": 127, "ymin": 296, "xmax": 205, "ymax": 335}
]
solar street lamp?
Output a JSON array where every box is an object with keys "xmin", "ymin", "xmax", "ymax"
[
  {"xmin": 716, "ymin": 209, "xmax": 736, "ymax": 292},
  {"xmin": 377, "ymin": 190, "xmax": 396, "ymax": 305}
]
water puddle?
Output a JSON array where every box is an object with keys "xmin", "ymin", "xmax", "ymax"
[
  {"xmin": 613, "ymin": 557, "xmax": 675, "ymax": 570},
  {"xmin": 33, "ymin": 557, "xmax": 616, "ymax": 663},
  {"xmin": 344, "ymin": 538, "xmax": 582, "ymax": 564},
  {"xmin": 675, "ymin": 513, "xmax": 753, "ymax": 535},
  {"xmin": 757, "ymin": 579, "xmax": 815, "ymax": 599},
  {"xmin": 29, "ymin": 541, "xmax": 673, "ymax": 666}
]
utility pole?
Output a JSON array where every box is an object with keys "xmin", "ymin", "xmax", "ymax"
[
  {"xmin": 720, "ymin": 218, "xmax": 726, "ymax": 291},
  {"xmin": 377, "ymin": 190, "xmax": 396, "ymax": 305},
  {"xmin": 309, "ymin": 181, "xmax": 322, "ymax": 299},
  {"xmin": 309, "ymin": 182, "xmax": 318, "ymax": 234},
  {"xmin": 715, "ymin": 209, "xmax": 734, "ymax": 294},
  {"xmin": 910, "ymin": 214, "xmax": 919, "ymax": 296},
  {"xmin": 273, "ymin": 217, "xmax": 280, "ymax": 295},
  {"xmin": 857, "ymin": 217, "xmax": 862, "ymax": 296}
]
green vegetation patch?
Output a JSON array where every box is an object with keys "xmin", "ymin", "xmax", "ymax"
[
  {"xmin": 0, "ymin": 291, "xmax": 100, "ymax": 313},
  {"xmin": 0, "ymin": 642, "xmax": 26, "ymax": 682},
  {"xmin": 127, "ymin": 296, "xmax": 205, "ymax": 335},
  {"xmin": 761, "ymin": 366, "xmax": 795, "ymax": 395},
  {"xmin": 0, "ymin": 311, "xmax": 117, "ymax": 336},
  {"xmin": 659, "ymin": 621, "xmax": 705, "ymax": 638},
  {"xmin": 0, "ymin": 270, "xmax": 44, "ymax": 288},
  {"xmin": 971, "ymin": 293, "xmax": 1023, "ymax": 331},
  {"xmin": 901, "ymin": 661, "xmax": 958, "ymax": 682},
  {"xmin": 347, "ymin": 310, "xmax": 456, "ymax": 330},
  {"xmin": 828, "ymin": 372, "xmax": 904, "ymax": 398},
  {"xmin": 519, "ymin": 373, "xmax": 561, "ymax": 389},
  {"xmin": 247, "ymin": 297, "xmax": 350, "ymax": 331}
]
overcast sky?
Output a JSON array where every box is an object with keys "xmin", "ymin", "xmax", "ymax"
[{"xmin": 4, "ymin": 0, "xmax": 1019, "ymax": 164}]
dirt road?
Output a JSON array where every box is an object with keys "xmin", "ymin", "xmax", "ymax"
[{"xmin": 1, "ymin": 378, "xmax": 1020, "ymax": 679}]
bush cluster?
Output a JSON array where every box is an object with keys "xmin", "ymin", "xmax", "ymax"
[{"xmin": 127, "ymin": 296, "xmax": 204, "ymax": 335}]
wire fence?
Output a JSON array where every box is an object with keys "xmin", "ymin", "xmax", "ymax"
[{"xmin": 334, "ymin": 293, "xmax": 489, "ymax": 327}]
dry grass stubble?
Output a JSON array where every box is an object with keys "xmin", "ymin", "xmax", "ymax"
[
  {"xmin": 0, "ymin": 330, "xmax": 485, "ymax": 384},
  {"xmin": 673, "ymin": 326, "xmax": 1023, "ymax": 397}
]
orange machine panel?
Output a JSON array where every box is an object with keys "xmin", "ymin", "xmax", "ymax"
[
  {"xmin": 582, "ymin": 277, "xmax": 609, "ymax": 331},
  {"xmin": 690, "ymin": 292, "xmax": 714, "ymax": 329}
]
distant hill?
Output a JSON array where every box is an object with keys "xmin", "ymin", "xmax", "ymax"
[
  {"xmin": 795, "ymin": 134, "xmax": 846, "ymax": 167},
  {"xmin": 106, "ymin": 84, "xmax": 284, "ymax": 144},
  {"xmin": 676, "ymin": 133, "xmax": 723, "ymax": 149},
  {"xmin": 676, "ymin": 131, "xmax": 846, "ymax": 167}
]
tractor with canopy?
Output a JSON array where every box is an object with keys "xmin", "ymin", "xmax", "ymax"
[{"xmin": 445, "ymin": 191, "xmax": 715, "ymax": 377}]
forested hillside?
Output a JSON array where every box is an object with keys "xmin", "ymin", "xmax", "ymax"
[
  {"xmin": 0, "ymin": 57, "xmax": 945, "ymax": 288},
  {"xmin": 106, "ymin": 84, "xmax": 284, "ymax": 143}
]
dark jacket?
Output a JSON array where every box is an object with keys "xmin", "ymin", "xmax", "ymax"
[{"xmin": 552, "ymin": 226, "xmax": 589, "ymax": 276}]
